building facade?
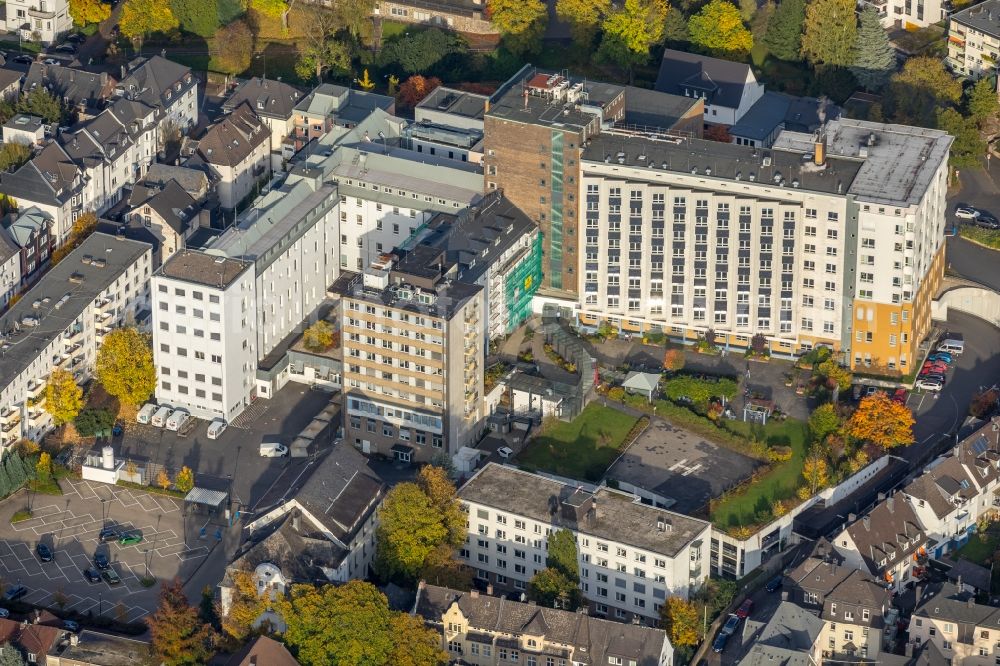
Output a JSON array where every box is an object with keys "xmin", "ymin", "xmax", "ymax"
[
  {"xmin": 4, "ymin": 0, "xmax": 71, "ymax": 44},
  {"xmin": 947, "ymin": 0, "xmax": 1000, "ymax": 78},
  {"xmin": 151, "ymin": 250, "xmax": 256, "ymax": 422},
  {"xmin": 456, "ymin": 464, "xmax": 712, "ymax": 624},
  {"xmin": 194, "ymin": 103, "xmax": 271, "ymax": 210},
  {"xmin": 0, "ymin": 234, "xmax": 151, "ymax": 446}
]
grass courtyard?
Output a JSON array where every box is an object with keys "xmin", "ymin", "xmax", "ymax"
[
  {"xmin": 515, "ymin": 404, "xmax": 641, "ymax": 482},
  {"xmin": 709, "ymin": 419, "xmax": 809, "ymax": 533}
]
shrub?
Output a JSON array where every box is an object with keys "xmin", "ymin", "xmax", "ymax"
[
  {"xmin": 74, "ymin": 408, "xmax": 115, "ymax": 437},
  {"xmin": 607, "ymin": 387, "xmax": 625, "ymax": 402}
]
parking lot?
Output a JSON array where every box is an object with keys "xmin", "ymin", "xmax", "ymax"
[{"xmin": 0, "ymin": 478, "xmax": 214, "ymax": 623}]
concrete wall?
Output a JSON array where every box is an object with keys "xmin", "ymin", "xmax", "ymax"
[
  {"xmin": 934, "ymin": 286, "xmax": 1000, "ymax": 328},
  {"xmin": 818, "ymin": 454, "xmax": 889, "ymax": 505}
]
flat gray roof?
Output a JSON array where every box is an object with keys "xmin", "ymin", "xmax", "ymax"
[
  {"xmin": 583, "ymin": 130, "xmax": 864, "ymax": 197},
  {"xmin": 53, "ymin": 630, "xmax": 151, "ymax": 666},
  {"xmin": 0, "ymin": 233, "xmax": 150, "ymax": 393},
  {"xmin": 418, "ymin": 86, "xmax": 488, "ymax": 120},
  {"xmin": 487, "ymin": 66, "xmax": 622, "ymax": 131},
  {"xmin": 459, "ymin": 463, "xmax": 709, "ymax": 557},
  {"xmin": 156, "ymin": 249, "xmax": 252, "ymax": 289},
  {"xmin": 772, "ymin": 118, "xmax": 952, "ymax": 206}
]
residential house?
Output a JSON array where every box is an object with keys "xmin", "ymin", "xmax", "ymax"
[
  {"xmin": 832, "ymin": 495, "xmax": 927, "ymax": 592},
  {"xmin": 0, "ymin": 233, "xmax": 151, "ymax": 446},
  {"xmin": 413, "ymin": 582, "xmax": 675, "ymax": 666},
  {"xmin": 3, "ymin": 206, "xmax": 53, "ymax": 284},
  {"xmin": 0, "ymin": 68, "xmax": 23, "ymax": 102},
  {"xmin": 909, "ymin": 582, "xmax": 1000, "ymax": 666},
  {"xmin": 115, "ymin": 56, "xmax": 198, "ymax": 133},
  {"xmin": 46, "ymin": 630, "xmax": 151, "ymax": 665},
  {"xmin": 3, "ymin": 114, "xmax": 46, "ymax": 146},
  {"xmin": 738, "ymin": 602, "xmax": 825, "ymax": 666},
  {"xmin": 290, "ymin": 84, "xmax": 395, "ymax": 154},
  {"xmin": 903, "ymin": 420, "xmax": 1000, "ymax": 558},
  {"xmin": 373, "ymin": 0, "xmax": 495, "ymax": 34},
  {"xmin": 60, "ymin": 96, "xmax": 160, "ymax": 215},
  {"xmin": 224, "ymin": 636, "xmax": 299, "ymax": 666},
  {"xmin": 0, "ymin": 141, "xmax": 82, "ymax": 243},
  {"xmin": 866, "ymin": 0, "xmax": 947, "ymax": 30},
  {"xmin": 785, "ymin": 541, "xmax": 893, "ymax": 661},
  {"xmin": 654, "ymin": 49, "xmax": 765, "ymax": 126},
  {"xmin": 0, "ymin": 615, "xmax": 69, "ymax": 664},
  {"xmin": 729, "ymin": 92, "xmax": 840, "ymax": 148},
  {"xmin": 127, "ymin": 179, "xmax": 205, "ymax": 266},
  {"xmin": 143, "ymin": 163, "xmax": 210, "ymax": 201},
  {"xmin": 222, "ymin": 77, "xmax": 303, "ymax": 167},
  {"xmin": 224, "ymin": 442, "xmax": 385, "ymax": 608},
  {"xmin": 23, "ymin": 63, "xmax": 116, "ymax": 120},
  {"xmin": 4, "ymin": 0, "xmax": 72, "ymax": 45},
  {"xmin": 456, "ymin": 464, "xmax": 712, "ymax": 624},
  {"xmin": 0, "ymin": 227, "xmax": 20, "ymax": 308},
  {"xmin": 192, "ymin": 102, "xmax": 271, "ymax": 209}
]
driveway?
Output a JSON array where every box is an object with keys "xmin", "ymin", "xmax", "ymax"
[{"xmin": 947, "ymin": 161, "xmax": 1000, "ymax": 290}]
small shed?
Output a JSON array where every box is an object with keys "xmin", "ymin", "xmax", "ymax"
[
  {"xmin": 184, "ymin": 487, "xmax": 229, "ymax": 512},
  {"xmin": 946, "ymin": 558, "xmax": 992, "ymax": 595},
  {"xmin": 622, "ymin": 371, "xmax": 661, "ymax": 401},
  {"xmin": 743, "ymin": 397, "xmax": 776, "ymax": 424}
]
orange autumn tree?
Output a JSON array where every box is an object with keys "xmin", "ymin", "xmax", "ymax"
[
  {"xmin": 662, "ymin": 349, "xmax": 685, "ymax": 372},
  {"xmin": 397, "ymin": 75, "xmax": 442, "ymax": 110},
  {"xmin": 845, "ymin": 392, "xmax": 914, "ymax": 450}
]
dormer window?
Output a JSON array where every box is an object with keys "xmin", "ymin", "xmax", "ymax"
[
  {"xmin": 527, "ymin": 639, "xmax": 537, "ymax": 649},
  {"xmin": 831, "ymin": 603, "xmax": 837, "ymax": 615}
]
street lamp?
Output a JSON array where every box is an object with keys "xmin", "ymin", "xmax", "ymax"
[
  {"xmin": 98, "ymin": 592, "xmax": 103, "ymax": 617},
  {"xmin": 255, "ymin": 53, "xmax": 266, "ymax": 80}
]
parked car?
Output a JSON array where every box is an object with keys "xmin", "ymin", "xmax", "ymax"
[
  {"xmin": 12, "ymin": 55, "xmax": 32, "ymax": 64},
  {"xmin": 151, "ymin": 406, "xmax": 173, "ymax": 427},
  {"xmin": 915, "ymin": 379, "xmax": 944, "ymax": 392},
  {"xmin": 863, "ymin": 386, "xmax": 880, "ymax": 398},
  {"xmin": 921, "ymin": 363, "xmax": 948, "ymax": 374},
  {"xmin": 101, "ymin": 568, "xmax": 121, "ymax": 585},
  {"xmin": 892, "ymin": 389, "xmax": 909, "ymax": 405},
  {"xmin": 922, "ymin": 372, "xmax": 947, "ymax": 384},
  {"xmin": 83, "ymin": 568, "xmax": 101, "ymax": 583},
  {"xmin": 0, "ymin": 609, "xmax": 9, "ymax": 618},
  {"xmin": 118, "ymin": 532, "xmax": 142, "ymax": 546},
  {"xmin": 64, "ymin": 33, "xmax": 86, "ymax": 43},
  {"xmin": 206, "ymin": 419, "xmax": 227, "ymax": 440},
  {"xmin": 927, "ymin": 352, "xmax": 953, "ymax": 364},
  {"xmin": 736, "ymin": 598, "xmax": 754, "ymax": 619},
  {"xmin": 976, "ymin": 214, "xmax": 1000, "ymax": 229},
  {"xmin": 93, "ymin": 552, "xmax": 109, "ymax": 570},
  {"xmin": 41, "ymin": 58, "xmax": 59, "ymax": 65},
  {"xmin": 712, "ymin": 632, "xmax": 730, "ymax": 653},
  {"xmin": 165, "ymin": 409, "xmax": 189, "ymax": 432},
  {"xmin": 4, "ymin": 585, "xmax": 27, "ymax": 601},
  {"xmin": 497, "ymin": 446, "xmax": 514, "ymax": 459},
  {"xmin": 98, "ymin": 527, "xmax": 119, "ymax": 542},
  {"xmin": 63, "ymin": 620, "xmax": 79, "ymax": 632},
  {"xmin": 112, "ymin": 421, "xmax": 123, "ymax": 437},
  {"xmin": 956, "ymin": 206, "xmax": 980, "ymax": 219},
  {"xmin": 35, "ymin": 543, "xmax": 52, "ymax": 562},
  {"xmin": 721, "ymin": 613, "xmax": 741, "ymax": 636},
  {"xmin": 53, "ymin": 44, "xmax": 77, "ymax": 54},
  {"xmin": 765, "ymin": 575, "xmax": 783, "ymax": 592}
]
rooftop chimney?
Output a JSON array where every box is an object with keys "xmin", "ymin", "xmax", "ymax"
[
  {"xmin": 886, "ymin": 497, "xmax": 895, "ymax": 513},
  {"xmin": 863, "ymin": 515, "xmax": 871, "ymax": 531},
  {"xmin": 470, "ymin": 589, "xmax": 479, "ymax": 599},
  {"xmin": 813, "ymin": 131, "xmax": 826, "ymax": 166},
  {"xmin": 486, "ymin": 583, "xmax": 494, "ymax": 596}
]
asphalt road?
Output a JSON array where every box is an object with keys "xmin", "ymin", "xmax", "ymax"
[
  {"xmin": 947, "ymin": 161, "xmax": 1000, "ymax": 290},
  {"xmin": 795, "ymin": 310, "xmax": 1000, "ymax": 540}
]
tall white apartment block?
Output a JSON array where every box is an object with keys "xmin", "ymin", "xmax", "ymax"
[
  {"xmin": 151, "ymin": 250, "xmax": 256, "ymax": 421},
  {"xmin": 457, "ymin": 464, "xmax": 712, "ymax": 625},
  {"xmin": 576, "ymin": 119, "xmax": 951, "ymax": 372},
  {"xmin": 0, "ymin": 234, "xmax": 151, "ymax": 445},
  {"xmin": 947, "ymin": 0, "xmax": 1000, "ymax": 78}
]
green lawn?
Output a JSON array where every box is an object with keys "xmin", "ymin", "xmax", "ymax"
[
  {"xmin": 952, "ymin": 529, "xmax": 1000, "ymax": 567},
  {"xmin": 515, "ymin": 404, "xmax": 640, "ymax": 482},
  {"xmin": 709, "ymin": 419, "xmax": 809, "ymax": 532},
  {"xmin": 960, "ymin": 225, "xmax": 1000, "ymax": 250}
]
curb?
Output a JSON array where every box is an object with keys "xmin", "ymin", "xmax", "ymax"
[{"xmin": 956, "ymin": 232, "xmax": 1000, "ymax": 252}]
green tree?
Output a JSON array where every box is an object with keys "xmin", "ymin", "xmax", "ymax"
[
  {"xmin": 119, "ymin": 0, "xmax": 180, "ymax": 45},
  {"xmin": 44, "ymin": 368, "xmax": 83, "ymax": 426},
  {"xmin": 660, "ymin": 596, "xmax": 701, "ymax": 647},
  {"xmin": 169, "ymin": 0, "xmax": 218, "ymax": 37},
  {"xmin": 0, "ymin": 461, "xmax": 12, "ymax": 498},
  {"xmin": 750, "ymin": 0, "xmax": 775, "ymax": 40},
  {"xmin": 146, "ymin": 578, "xmax": 214, "ymax": 666},
  {"xmin": 739, "ymin": 0, "xmax": 757, "ymax": 20},
  {"xmin": 4, "ymin": 455, "xmax": 24, "ymax": 492},
  {"xmin": 213, "ymin": 19, "xmax": 253, "ymax": 76},
  {"xmin": 807, "ymin": 403, "xmax": 841, "ymax": 443},
  {"xmin": 294, "ymin": 5, "xmax": 351, "ymax": 82},
  {"xmin": 174, "ymin": 466, "xmax": 194, "ymax": 494},
  {"xmin": 967, "ymin": 76, "xmax": 999, "ymax": 126},
  {"xmin": 330, "ymin": 0, "xmax": 377, "ymax": 41},
  {"xmin": 276, "ymin": 581, "xmax": 447, "ymax": 666},
  {"xmin": 937, "ymin": 108, "xmax": 985, "ymax": 168},
  {"xmin": 689, "ymin": 0, "xmax": 754, "ymax": 56},
  {"xmin": 851, "ymin": 6, "xmax": 894, "ymax": 91},
  {"xmin": 800, "ymin": 0, "xmax": 856, "ymax": 66},
  {"xmin": 69, "ymin": 0, "xmax": 111, "ymax": 25},
  {"xmin": 16, "ymin": 87, "xmax": 64, "ymax": 124},
  {"xmin": 96, "ymin": 327, "xmax": 156, "ymax": 407},
  {"xmin": 376, "ymin": 481, "xmax": 454, "ymax": 581},
  {"xmin": 763, "ymin": 0, "xmax": 805, "ymax": 61},
  {"xmin": 249, "ymin": 0, "xmax": 286, "ymax": 17},
  {"xmin": 817, "ymin": 359, "xmax": 852, "ymax": 392},
  {"xmin": 376, "ymin": 28, "xmax": 466, "ymax": 74},
  {"xmin": 885, "ymin": 56, "xmax": 962, "ymax": 127},
  {"xmin": 663, "ymin": 7, "xmax": 690, "ymax": 45},
  {"xmin": 417, "ymin": 465, "xmax": 466, "ymax": 545},
  {"xmin": 0, "ymin": 143, "xmax": 32, "ymax": 172},
  {"xmin": 546, "ymin": 528, "xmax": 580, "ymax": 581},
  {"xmin": 599, "ymin": 0, "xmax": 669, "ymax": 72},
  {"xmin": 556, "ymin": 0, "xmax": 612, "ymax": 46},
  {"xmin": 35, "ymin": 452, "xmax": 51, "ymax": 485},
  {"xmin": 528, "ymin": 567, "xmax": 582, "ymax": 609},
  {"xmin": 0, "ymin": 645, "xmax": 26, "ymax": 666},
  {"xmin": 489, "ymin": 0, "xmax": 547, "ymax": 54}
]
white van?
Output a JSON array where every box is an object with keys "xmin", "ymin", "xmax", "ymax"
[
  {"xmin": 206, "ymin": 419, "xmax": 227, "ymax": 440},
  {"xmin": 165, "ymin": 409, "xmax": 190, "ymax": 432},
  {"xmin": 259, "ymin": 441, "xmax": 288, "ymax": 458},
  {"xmin": 151, "ymin": 406, "xmax": 173, "ymax": 428},
  {"xmin": 136, "ymin": 403, "xmax": 156, "ymax": 425},
  {"xmin": 938, "ymin": 339, "xmax": 965, "ymax": 355}
]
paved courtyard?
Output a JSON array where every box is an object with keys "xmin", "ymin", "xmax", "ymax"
[{"xmin": 0, "ymin": 478, "xmax": 217, "ymax": 623}]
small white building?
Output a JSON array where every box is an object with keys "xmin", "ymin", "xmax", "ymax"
[
  {"xmin": 4, "ymin": 0, "xmax": 71, "ymax": 45},
  {"xmin": 3, "ymin": 115, "xmax": 45, "ymax": 146}
]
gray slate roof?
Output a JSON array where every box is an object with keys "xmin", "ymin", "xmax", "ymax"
[
  {"xmin": 228, "ymin": 510, "xmax": 345, "ymax": 584},
  {"xmin": 914, "ymin": 582, "xmax": 1000, "ymax": 635},
  {"xmin": 0, "ymin": 141, "xmax": 79, "ymax": 206},
  {"xmin": 47, "ymin": 630, "xmax": 150, "ymax": 666},
  {"xmin": 951, "ymin": 0, "xmax": 1000, "ymax": 38},
  {"xmin": 223, "ymin": 77, "xmax": 303, "ymax": 120},
  {"xmin": 0, "ymin": 67, "xmax": 22, "ymax": 95},
  {"xmin": 24, "ymin": 62, "xmax": 113, "ymax": 111},
  {"xmin": 129, "ymin": 179, "xmax": 198, "ymax": 234},
  {"xmin": 655, "ymin": 49, "xmax": 756, "ymax": 110},
  {"xmin": 840, "ymin": 496, "xmax": 924, "ymax": 574},
  {"xmin": 0, "ymin": 224, "xmax": 17, "ymax": 266},
  {"xmin": 946, "ymin": 558, "xmax": 992, "ymax": 592},
  {"xmin": 116, "ymin": 55, "xmax": 194, "ymax": 113},
  {"xmin": 730, "ymin": 92, "xmax": 839, "ymax": 142},
  {"xmin": 3, "ymin": 207, "xmax": 50, "ymax": 248},
  {"xmin": 415, "ymin": 584, "xmax": 669, "ymax": 665},
  {"xmin": 294, "ymin": 83, "xmax": 395, "ymax": 125},
  {"xmin": 459, "ymin": 463, "xmax": 709, "ymax": 557},
  {"xmin": 144, "ymin": 163, "xmax": 209, "ymax": 198},
  {"xmin": 197, "ymin": 102, "xmax": 270, "ymax": 168}
]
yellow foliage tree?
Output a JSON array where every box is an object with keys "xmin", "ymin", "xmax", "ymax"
[
  {"xmin": 845, "ymin": 392, "xmax": 915, "ymax": 449},
  {"xmin": 357, "ymin": 69, "xmax": 376, "ymax": 91},
  {"xmin": 556, "ymin": 0, "xmax": 612, "ymax": 46},
  {"xmin": 174, "ymin": 466, "xmax": 194, "ymax": 494},
  {"xmin": 221, "ymin": 569, "xmax": 267, "ymax": 640},
  {"xmin": 688, "ymin": 0, "xmax": 754, "ymax": 56},
  {"xmin": 660, "ymin": 596, "xmax": 700, "ymax": 647},
  {"xmin": 663, "ymin": 349, "xmax": 685, "ymax": 372},
  {"xmin": 96, "ymin": 327, "xmax": 156, "ymax": 407},
  {"xmin": 818, "ymin": 359, "xmax": 852, "ymax": 392},
  {"xmin": 488, "ymin": 0, "xmax": 547, "ymax": 54},
  {"xmin": 119, "ymin": 0, "xmax": 179, "ymax": 45},
  {"xmin": 35, "ymin": 451, "xmax": 52, "ymax": 484},
  {"xmin": 44, "ymin": 368, "xmax": 83, "ymax": 426},
  {"xmin": 802, "ymin": 454, "xmax": 829, "ymax": 493},
  {"xmin": 156, "ymin": 469, "xmax": 171, "ymax": 490},
  {"xmin": 302, "ymin": 320, "xmax": 335, "ymax": 352},
  {"xmin": 69, "ymin": 0, "xmax": 111, "ymax": 25}
]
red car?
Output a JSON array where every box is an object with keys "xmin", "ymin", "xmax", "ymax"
[
  {"xmin": 892, "ymin": 388, "xmax": 908, "ymax": 404},
  {"xmin": 736, "ymin": 598, "xmax": 754, "ymax": 619},
  {"xmin": 921, "ymin": 363, "xmax": 948, "ymax": 374}
]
